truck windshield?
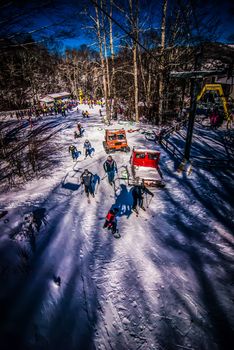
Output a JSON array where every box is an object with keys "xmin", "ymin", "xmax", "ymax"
[
  {"xmin": 109, "ymin": 135, "xmax": 117, "ymax": 140},
  {"xmin": 135, "ymin": 153, "xmax": 145, "ymax": 159},
  {"xmin": 118, "ymin": 134, "xmax": 125, "ymax": 140},
  {"xmin": 148, "ymin": 153, "xmax": 158, "ymax": 160}
]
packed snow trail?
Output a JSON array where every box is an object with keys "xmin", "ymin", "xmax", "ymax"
[{"xmin": 0, "ymin": 106, "xmax": 233, "ymax": 350}]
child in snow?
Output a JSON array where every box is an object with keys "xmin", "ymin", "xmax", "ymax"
[
  {"xmin": 69, "ymin": 145, "xmax": 80, "ymax": 161},
  {"xmin": 131, "ymin": 178, "xmax": 154, "ymax": 213},
  {"xmin": 83, "ymin": 139, "xmax": 92, "ymax": 158},
  {"xmin": 80, "ymin": 169, "xmax": 95, "ymax": 198},
  {"xmin": 103, "ymin": 208, "xmax": 119, "ymax": 234},
  {"xmin": 103, "ymin": 155, "xmax": 118, "ymax": 185}
]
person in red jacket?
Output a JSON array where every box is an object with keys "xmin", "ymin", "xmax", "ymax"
[{"xmin": 103, "ymin": 208, "xmax": 119, "ymax": 234}]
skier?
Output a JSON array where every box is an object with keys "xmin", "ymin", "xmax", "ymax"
[
  {"xmin": 77, "ymin": 123, "xmax": 85, "ymax": 137},
  {"xmin": 85, "ymin": 110, "xmax": 89, "ymax": 118},
  {"xmin": 103, "ymin": 155, "xmax": 118, "ymax": 186},
  {"xmin": 80, "ymin": 169, "xmax": 95, "ymax": 201},
  {"xmin": 99, "ymin": 109, "xmax": 102, "ymax": 117},
  {"xmin": 74, "ymin": 131, "xmax": 79, "ymax": 139},
  {"xmin": 83, "ymin": 139, "xmax": 92, "ymax": 158},
  {"xmin": 131, "ymin": 178, "xmax": 154, "ymax": 214},
  {"xmin": 103, "ymin": 208, "xmax": 120, "ymax": 236},
  {"xmin": 69, "ymin": 145, "xmax": 79, "ymax": 161}
]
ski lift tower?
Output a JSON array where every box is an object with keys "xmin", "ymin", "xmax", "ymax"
[{"xmin": 170, "ymin": 69, "xmax": 227, "ymax": 168}]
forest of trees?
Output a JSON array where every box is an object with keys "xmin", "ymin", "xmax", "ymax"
[{"xmin": 0, "ymin": 0, "xmax": 233, "ymax": 124}]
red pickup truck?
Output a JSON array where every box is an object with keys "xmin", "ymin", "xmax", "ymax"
[{"xmin": 126, "ymin": 148, "xmax": 165, "ymax": 187}]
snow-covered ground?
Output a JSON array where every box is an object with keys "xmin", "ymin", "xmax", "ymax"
[{"xmin": 0, "ymin": 105, "xmax": 233, "ymax": 350}]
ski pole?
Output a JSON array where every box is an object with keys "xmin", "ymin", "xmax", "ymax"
[
  {"xmin": 147, "ymin": 195, "xmax": 153, "ymax": 208},
  {"xmin": 80, "ymin": 182, "xmax": 85, "ymax": 195},
  {"xmin": 145, "ymin": 194, "xmax": 149, "ymax": 208},
  {"xmin": 95, "ymin": 181, "xmax": 100, "ymax": 194}
]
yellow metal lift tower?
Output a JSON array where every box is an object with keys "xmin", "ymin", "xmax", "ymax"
[{"xmin": 197, "ymin": 83, "xmax": 230, "ymax": 121}]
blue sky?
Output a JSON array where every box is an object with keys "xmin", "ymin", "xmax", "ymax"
[
  {"xmin": 2, "ymin": 0, "xmax": 234, "ymax": 51},
  {"xmin": 60, "ymin": 0, "xmax": 234, "ymax": 50}
]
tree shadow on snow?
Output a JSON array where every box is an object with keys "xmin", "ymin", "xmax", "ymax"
[
  {"xmin": 144, "ymin": 169, "xmax": 234, "ymax": 350},
  {"xmin": 0, "ymin": 179, "xmax": 112, "ymax": 350}
]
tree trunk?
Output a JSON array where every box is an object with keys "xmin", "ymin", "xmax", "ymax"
[
  {"xmin": 109, "ymin": 0, "xmax": 116, "ymax": 102},
  {"xmin": 95, "ymin": 2, "xmax": 111, "ymax": 122},
  {"xmin": 102, "ymin": 0, "xmax": 111, "ymax": 101},
  {"xmin": 158, "ymin": 0, "xmax": 168, "ymax": 125},
  {"xmin": 129, "ymin": 0, "xmax": 139, "ymax": 123},
  {"xmin": 133, "ymin": 43, "xmax": 139, "ymax": 122}
]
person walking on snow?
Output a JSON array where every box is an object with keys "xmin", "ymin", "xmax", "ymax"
[
  {"xmin": 77, "ymin": 123, "xmax": 85, "ymax": 137},
  {"xmin": 68, "ymin": 145, "xmax": 79, "ymax": 161},
  {"xmin": 103, "ymin": 208, "xmax": 119, "ymax": 235},
  {"xmin": 103, "ymin": 155, "xmax": 118, "ymax": 185},
  {"xmin": 131, "ymin": 179, "xmax": 154, "ymax": 213},
  {"xmin": 80, "ymin": 169, "xmax": 95, "ymax": 199},
  {"xmin": 83, "ymin": 139, "xmax": 92, "ymax": 158}
]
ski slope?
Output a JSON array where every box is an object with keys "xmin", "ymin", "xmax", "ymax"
[{"xmin": 0, "ymin": 105, "xmax": 233, "ymax": 350}]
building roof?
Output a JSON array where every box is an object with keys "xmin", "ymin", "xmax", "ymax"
[
  {"xmin": 39, "ymin": 96, "xmax": 54, "ymax": 103},
  {"xmin": 47, "ymin": 91, "xmax": 71, "ymax": 99},
  {"xmin": 133, "ymin": 148, "xmax": 160, "ymax": 153}
]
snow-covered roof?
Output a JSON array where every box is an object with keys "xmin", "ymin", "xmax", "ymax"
[
  {"xmin": 107, "ymin": 129, "xmax": 125, "ymax": 132},
  {"xmin": 133, "ymin": 148, "xmax": 159, "ymax": 153},
  {"xmin": 39, "ymin": 96, "xmax": 54, "ymax": 103},
  {"xmin": 47, "ymin": 92, "xmax": 71, "ymax": 99}
]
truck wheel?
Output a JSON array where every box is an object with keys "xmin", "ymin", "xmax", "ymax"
[{"xmin": 126, "ymin": 147, "xmax": 130, "ymax": 152}]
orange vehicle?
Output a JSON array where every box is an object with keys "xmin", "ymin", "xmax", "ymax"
[{"xmin": 103, "ymin": 129, "xmax": 130, "ymax": 153}]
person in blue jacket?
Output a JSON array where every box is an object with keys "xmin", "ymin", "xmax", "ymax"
[{"xmin": 83, "ymin": 139, "xmax": 92, "ymax": 158}]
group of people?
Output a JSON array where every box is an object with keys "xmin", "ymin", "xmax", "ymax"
[
  {"xmin": 68, "ymin": 108, "xmax": 154, "ymax": 237},
  {"xmin": 84, "ymin": 155, "xmax": 154, "ymax": 235},
  {"xmin": 69, "ymin": 139, "xmax": 93, "ymax": 161},
  {"xmin": 82, "ymin": 110, "xmax": 89, "ymax": 118},
  {"xmin": 103, "ymin": 175, "xmax": 154, "ymax": 236},
  {"xmin": 13, "ymin": 101, "xmax": 78, "ymax": 121}
]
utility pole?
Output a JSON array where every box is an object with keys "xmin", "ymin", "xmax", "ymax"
[
  {"xmin": 184, "ymin": 78, "xmax": 198, "ymax": 160},
  {"xmin": 183, "ymin": 48, "xmax": 203, "ymax": 161}
]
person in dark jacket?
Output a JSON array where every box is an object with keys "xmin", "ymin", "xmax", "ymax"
[
  {"xmin": 131, "ymin": 179, "xmax": 154, "ymax": 212},
  {"xmin": 103, "ymin": 155, "xmax": 118, "ymax": 185},
  {"xmin": 69, "ymin": 145, "xmax": 79, "ymax": 161},
  {"xmin": 80, "ymin": 169, "xmax": 94, "ymax": 198}
]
